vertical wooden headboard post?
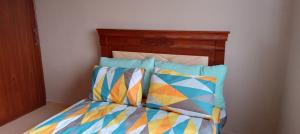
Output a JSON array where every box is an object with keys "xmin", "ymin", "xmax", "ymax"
[{"xmin": 97, "ymin": 29, "xmax": 229, "ymax": 65}]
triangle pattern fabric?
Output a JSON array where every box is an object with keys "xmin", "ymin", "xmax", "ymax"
[
  {"xmin": 146, "ymin": 70, "xmax": 217, "ymax": 119},
  {"xmin": 168, "ymin": 99, "xmax": 208, "ymax": 115},
  {"xmin": 28, "ymin": 100, "xmax": 217, "ymax": 134},
  {"xmin": 172, "ymin": 119, "xmax": 189, "ymax": 134},
  {"xmin": 171, "ymin": 85, "xmax": 211, "ymax": 98},
  {"xmin": 148, "ymin": 84, "xmax": 187, "ymax": 106},
  {"xmin": 92, "ymin": 66, "xmax": 144, "ymax": 106},
  {"xmin": 157, "ymin": 73, "xmax": 190, "ymax": 84},
  {"xmin": 171, "ymin": 78, "xmax": 213, "ymax": 93}
]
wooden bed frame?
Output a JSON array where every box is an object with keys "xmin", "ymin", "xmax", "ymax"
[{"xmin": 97, "ymin": 29, "xmax": 229, "ymax": 65}]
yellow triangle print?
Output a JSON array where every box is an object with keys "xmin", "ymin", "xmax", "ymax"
[
  {"xmin": 93, "ymin": 77, "xmax": 104, "ymax": 100},
  {"xmin": 184, "ymin": 120, "xmax": 197, "ymax": 134},
  {"xmin": 127, "ymin": 80, "xmax": 142, "ymax": 106},
  {"xmin": 81, "ymin": 108, "xmax": 104, "ymax": 124},
  {"xmin": 198, "ymin": 76, "xmax": 216, "ymax": 83},
  {"xmin": 66, "ymin": 104, "xmax": 89, "ymax": 119},
  {"xmin": 156, "ymin": 118, "xmax": 172, "ymax": 133},
  {"xmin": 148, "ymin": 113, "xmax": 178, "ymax": 134},
  {"xmin": 110, "ymin": 75, "xmax": 126, "ymax": 104},
  {"xmin": 29, "ymin": 124, "xmax": 57, "ymax": 134},
  {"xmin": 150, "ymin": 85, "xmax": 187, "ymax": 105},
  {"xmin": 104, "ymin": 110, "xmax": 127, "ymax": 128},
  {"xmin": 127, "ymin": 113, "xmax": 147, "ymax": 133},
  {"xmin": 148, "ymin": 83, "xmax": 166, "ymax": 91},
  {"xmin": 148, "ymin": 118, "xmax": 164, "ymax": 134}
]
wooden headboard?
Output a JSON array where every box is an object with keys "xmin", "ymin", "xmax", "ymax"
[{"xmin": 97, "ymin": 29, "xmax": 229, "ymax": 65}]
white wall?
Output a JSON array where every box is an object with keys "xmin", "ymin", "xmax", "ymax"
[
  {"xmin": 280, "ymin": 0, "xmax": 300, "ymax": 133},
  {"xmin": 34, "ymin": 0, "xmax": 291, "ymax": 134}
]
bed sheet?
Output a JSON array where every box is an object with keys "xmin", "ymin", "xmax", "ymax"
[{"xmin": 26, "ymin": 99, "xmax": 218, "ymax": 134}]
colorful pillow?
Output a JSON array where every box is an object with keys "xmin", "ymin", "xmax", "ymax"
[
  {"xmin": 155, "ymin": 60, "xmax": 228, "ymax": 109},
  {"xmin": 100, "ymin": 57, "xmax": 155, "ymax": 96},
  {"xmin": 92, "ymin": 66, "xmax": 144, "ymax": 106},
  {"xmin": 146, "ymin": 69, "xmax": 217, "ymax": 119},
  {"xmin": 200, "ymin": 65, "xmax": 227, "ymax": 108},
  {"xmin": 155, "ymin": 60, "xmax": 202, "ymax": 75}
]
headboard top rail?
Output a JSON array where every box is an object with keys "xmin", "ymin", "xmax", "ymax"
[{"xmin": 97, "ymin": 29, "xmax": 229, "ymax": 41}]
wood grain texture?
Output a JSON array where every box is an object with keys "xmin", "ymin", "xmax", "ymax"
[
  {"xmin": 97, "ymin": 29, "xmax": 229, "ymax": 65},
  {"xmin": 0, "ymin": 0, "xmax": 46, "ymax": 125}
]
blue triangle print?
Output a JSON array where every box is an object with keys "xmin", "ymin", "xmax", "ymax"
[
  {"xmin": 163, "ymin": 129, "xmax": 172, "ymax": 134},
  {"xmin": 88, "ymin": 102, "xmax": 102, "ymax": 112},
  {"xmin": 196, "ymin": 79, "xmax": 216, "ymax": 93},
  {"xmin": 92, "ymin": 67, "xmax": 100, "ymax": 87},
  {"xmin": 157, "ymin": 74, "xmax": 189, "ymax": 84},
  {"xmin": 62, "ymin": 119, "xmax": 100, "ymax": 134},
  {"xmin": 146, "ymin": 108, "xmax": 159, "ymax": 121},
  {"xmin": 171, "ymin": 85, "xmax": 210, "ymax": 98},
  {"xmin": 101, "ymin": 75, "xmax": 109, "ymax": 100},
  {"xmin": 190, "ymin": 99, "xmax": 213, "ymax": 114},
  {"xmin": 110, "ymin": 68, "xmax": 126, "ymax": 88},
  {"xmin": 172, "ymin": 119, "xmax": 189, "ymax": 134},
  {"xmin": 112, "ymin": 120, "xmax": 126, "ymax": 134},
  {"xmin": 102, "ymin": 110, "xmax": 123, "ymax": 128}
]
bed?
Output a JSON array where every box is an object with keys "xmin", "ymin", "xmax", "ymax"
[{"xmin": 26, "ymin": 29, "xmax": 229, "ymax": 134}]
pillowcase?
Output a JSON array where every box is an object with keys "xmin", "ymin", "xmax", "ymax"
[
  {"xmin": 100, "ymin": 57, "xmax": 155, "ymax": 96},
  {"xmin": 155, "ymin": 60, "xmax": 228, "ymax": 108},
  {"xmin": 200, "ymin": 65, "xmax": 227, "ymax": 108},
  {"xmin": 146, "ymin": 69, "xmax": 217, "ymax": 119},
  {"xmin": 155, "ymin": 60, "xmax": 202, "ymax": 75},
  {"xmin": 92, "ymin": 66, "xmax": 144, "ymax": 106}
]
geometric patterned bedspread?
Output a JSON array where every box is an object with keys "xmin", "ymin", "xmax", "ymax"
[{"xmin": 25, "ymin": 99, "xmax": 219, "ymax": 134}]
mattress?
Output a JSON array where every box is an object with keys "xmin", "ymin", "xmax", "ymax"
[{"xmin": 25, "ymin": 99, "xmax": 222, "ymax": 134}]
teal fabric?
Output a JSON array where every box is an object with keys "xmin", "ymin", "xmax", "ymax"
[
  {"xmin": 100, "ymin": 57, "xmax": 155, "ymax": 96},
  {"xmin": 155, "ymin": 60, "xmax": 203, "ymax": 75},
  {"xmin": 200, "ymin": 65, "xmax": 227, "ymax": 108}
]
